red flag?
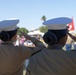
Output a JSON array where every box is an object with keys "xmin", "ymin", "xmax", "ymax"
[{"xmin": 68, "ymin": 17, "xmax": 75, "ymax": 31}]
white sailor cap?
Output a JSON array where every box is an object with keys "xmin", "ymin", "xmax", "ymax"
[
  {"xmin": 0, "ymin": 18, "xmax": 19, "ymax": 32},
  {"xmin": 43, "ymin": 17, "xmax": 72, "ymax": 30}
]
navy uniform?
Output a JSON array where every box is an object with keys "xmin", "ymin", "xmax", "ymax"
[
  {"xmin": 26, "ymin": 17, "xmax": 76, "ymax": 75},
  {"xmin": 0, "ymin": 19, "xmax": 45, "ymax": 75}
]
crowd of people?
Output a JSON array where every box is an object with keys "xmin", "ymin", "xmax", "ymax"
[
  {"xmin": 15, "ymin": 34, "xmax": 44, "ymax": 47},
  {"xmin": 0, "ymin": 17, "xmax": 76, "ymax": 75}
]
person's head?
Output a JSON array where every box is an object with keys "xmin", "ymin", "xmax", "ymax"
[
  {"xmin": 0, "ymin": 18, "xmax": 19, "ymax": 42},
  {"xmin": 42, "ymin": 17, "xmax": 72, "ymax": 47}
]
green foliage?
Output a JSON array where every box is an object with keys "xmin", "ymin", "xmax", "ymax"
[
  {"xmin": 39, "ymin": 26, "xmax": 48, "ymax": 33},
  {"xmin": 41, "ymin": 15, "xmax": 46, "ymax": 21},
  {"xmin": 17, "ymin": 27, "xmax": 28, "ymax": 36}
]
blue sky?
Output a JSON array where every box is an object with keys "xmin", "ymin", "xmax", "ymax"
[{"xmin": 0, "ymin": 0, "xmax": 76, "ymax": 31}]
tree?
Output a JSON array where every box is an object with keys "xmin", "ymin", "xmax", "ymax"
[
  {"xmin": 39, "ymin": 26, "xmax": 48, "ymax": 33},
  {"xmin": 41, "ymin": 15, "xmax": 46, "ymax": 22},
  {"xmin": 17, "ymin": 27, "xmax": 28, "ymax": 36},
  {"xmin": 40, "ymin": 15, "xmax": 47, "ymax": 33}
]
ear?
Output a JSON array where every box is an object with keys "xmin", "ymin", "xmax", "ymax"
[
  {"xmin": 57, "ymin": 35, "xmax": 67, "ymax": 45},
  {"xmin": 11, "ymin": 34, "xmax": 17, "ymax": 42}
]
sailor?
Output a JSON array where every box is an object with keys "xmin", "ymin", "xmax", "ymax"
[
  {"xmin": 0, "ymin": 18, "xmax": 45, "ymax": 75},
  {"xmin": 26, "ymin": 17, "xmax": 76, "ymax": 75}
]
